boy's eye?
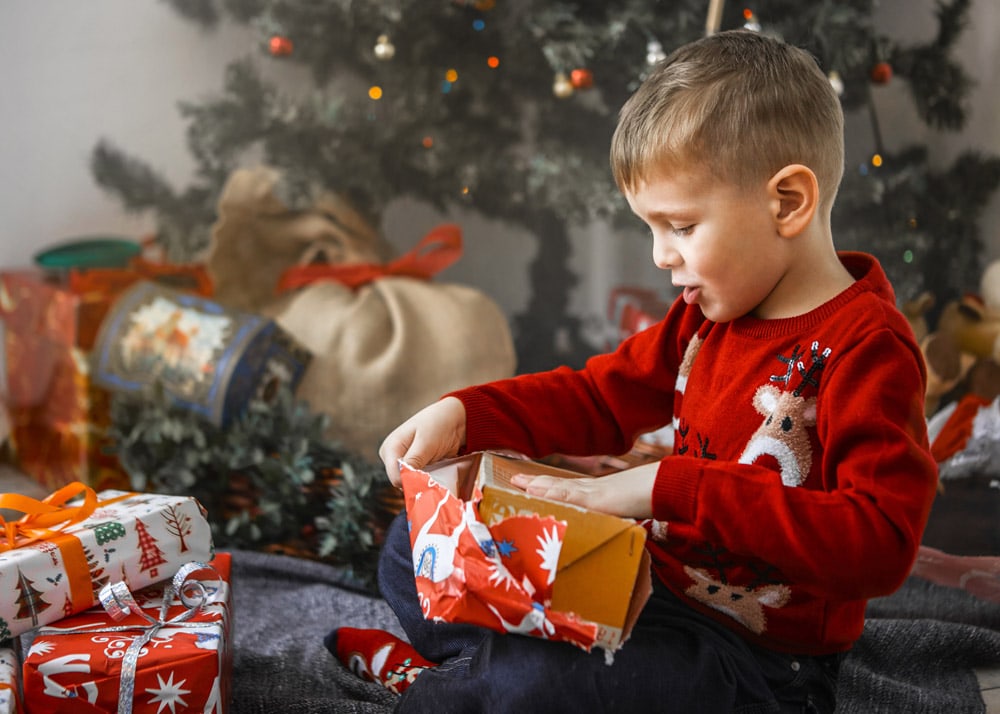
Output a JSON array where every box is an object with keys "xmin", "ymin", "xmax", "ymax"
[{"xmin": 671, "ymin": 225, "xmax": 694, "ymax": 237}]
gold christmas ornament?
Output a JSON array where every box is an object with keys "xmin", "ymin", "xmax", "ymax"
[
  {"xmin": 828, "ymin": 71, "xmax": 844, "ymax": 97},
  {"xmin": 374, "ymin": 34, "xmax": 396, "ymax": 60},
  {"xmin": 646, "ymin": 40, "xmax": 666, "ymax": 65},
  {"xmin": 552, "ymin": 72, "xmax": 573, "ymax": 98}
]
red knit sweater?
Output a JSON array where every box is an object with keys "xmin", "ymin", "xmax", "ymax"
[{"xmin": 452, "ymin": 252, "xmax": 938, "ymax": 655}]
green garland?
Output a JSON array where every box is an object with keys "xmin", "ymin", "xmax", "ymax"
[{"xmin": 107, "ymin": 384, "xmax": 391, "ymax": 589}]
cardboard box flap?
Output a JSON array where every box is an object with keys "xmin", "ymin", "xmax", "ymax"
[
  {"xmin": 478, "ymin": 452, "xmax": 643, "ymax": 568},
  {"xmin": 477, "ymin": 452, "xmax": 649, "ymax": 634},
  {"xmin": 479, "ymin": 484, "xmax": 641, "ymax": 570}
]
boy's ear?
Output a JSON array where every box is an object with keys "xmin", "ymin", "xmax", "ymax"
[{"xmin": 767, "ymin": 164, "xmax": 818, "ymax": 238}]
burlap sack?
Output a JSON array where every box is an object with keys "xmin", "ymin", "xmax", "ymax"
[
  {"xmin": 206, "ymin": 166, "xmax": 391, "ymax": 313},
  {"xmin": 207, "ymin": 167, "xmax": 516, "ymax": 461}
]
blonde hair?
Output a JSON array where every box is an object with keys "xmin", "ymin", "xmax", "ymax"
[{"xmin": 611, "ymin": 30, "xmax": 845, "ymax": 210}]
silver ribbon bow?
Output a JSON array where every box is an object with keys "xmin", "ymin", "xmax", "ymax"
[{"xmin": 96, "ymin": 561, "xmax": 222, "ymax": 714}]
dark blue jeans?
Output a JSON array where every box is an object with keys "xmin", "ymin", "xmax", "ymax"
[{"xmin": 378, "ymin": 512, "xmax": 840, "ymax": 713}]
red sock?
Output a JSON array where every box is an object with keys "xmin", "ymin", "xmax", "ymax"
[{"xmin": 332, "ymin": 627, "xmax": 436, "ymax": 694}]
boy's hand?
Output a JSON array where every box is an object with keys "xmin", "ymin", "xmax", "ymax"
[
  {"xmin": 379, "ymin": 397, "xmax": 467, "ymax": 487},
  {"xmin": 510, "ymin": 461, "xmax": 659, "ymax": 519}
]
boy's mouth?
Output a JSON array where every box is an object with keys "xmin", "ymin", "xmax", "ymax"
[{"xmin": 682, "ymin": 286, "xmax": 701, "ymax": 304}]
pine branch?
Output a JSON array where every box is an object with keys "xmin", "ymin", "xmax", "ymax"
[
  {"xmin": 90, "ymin": 140, "xmax": 180, "ymax": 214},
  {"xmin": 109, "ymin": 383, "xmax": 387, "ymax": 588},
  {"xmin": 891, "ymin": 0, "xmax": 973, "ymax": 130},
  {"xmin": 161, "ymin": 0, "xmax": 222, "ymax": 28}
]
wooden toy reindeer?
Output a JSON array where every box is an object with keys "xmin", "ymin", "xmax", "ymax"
[
  {"xmin": 684, "ymin": 545, "xmax": 791, "ymax": 635},
  {"xmin": 739, "ymin": 341, "xmax": 831, "ymax": 487}
]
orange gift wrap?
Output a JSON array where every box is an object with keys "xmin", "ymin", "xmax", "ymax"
[
  {"xmin": 0, "ymin": 271, "xmax": 129, "ymax": 492},
  {"xmin": 23, "ymin": 553, "xmax": 232, "ymax": 714},
  {"xmin": 0, "ymin": 484, "xmax": 214, "ymax": 640}
]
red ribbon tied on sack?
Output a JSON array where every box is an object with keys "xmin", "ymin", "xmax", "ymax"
[
  {"xmin": 0, "ymin": 481, "xmax": 99, "ymax": 552},
  {"xmin": 276, "ymin": 223, "xmax": 463, "ymax": 293}
]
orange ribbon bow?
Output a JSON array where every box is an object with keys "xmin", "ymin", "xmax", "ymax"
[{"xmin": 0, "ymin": 481, "xmax": 99, "ymax": 552}]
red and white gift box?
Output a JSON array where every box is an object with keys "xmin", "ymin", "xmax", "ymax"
[
  {"xmin": 23, "ymin": 553, "xmax": 232, "ymax": 714},
  {"xmin": 0, "ymin": 485, "xmax": 213, "ymax": 640},
  {"xmin": 0, "ymin": 644, "xmax": 20, "ymax": 714},
  {"xmin": 606, "ymin": 286, "xmax": 671, "ymax": 349}
]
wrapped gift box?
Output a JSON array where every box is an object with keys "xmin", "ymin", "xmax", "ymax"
[
  {"xmin": 0, "ymin": 271, "xmax": 130, "ymax": 491},
  {"xmin": 23, "ymin": 553, "xmax": 232, "ymax": 714},
  {"xmin": 0, "ymin": 488, "xmax": 213, "ymax": 639},
  {"xmin": 91, "ymin": 281, "xmax": 311, "ymax": 426},
  {"xmin": 0, "ymin": 642, "xmax": 19, "ymax": 714},
  {"xmin": 606, "ymin": 286, "xmax": 671, "ymax": 348},
  {"xmin": 401, "ymin": 453, "xmax": 651, "ymax": 652}
]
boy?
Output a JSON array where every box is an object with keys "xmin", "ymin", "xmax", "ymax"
[{"xmin": 330, "ymin": 29, "xmax": 938, "ymax": 713}]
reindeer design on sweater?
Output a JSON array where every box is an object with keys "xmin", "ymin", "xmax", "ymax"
[
  {"xmin": 684, "ymin": 545, "xmax": 791, "ymax": 635},
  {"xmin": 739, "ymin": 341, "xmax": 831, "ymax": 487}
]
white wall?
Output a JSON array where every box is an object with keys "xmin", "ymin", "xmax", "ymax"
[
  {"xmin": 1, "ymin": 1, "xmax": 226, "ymax": 265},
  {"xmin": 1, "ymin": 0, "xmax": 997, "ymax": 335}
]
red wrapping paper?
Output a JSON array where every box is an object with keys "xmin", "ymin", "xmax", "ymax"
[
  {"xmin": 0, "ymin": 271, "xmax": 128, "ymax": 491},
  {"xmin": 23, "ymin": 553, "xmax": 232, "ymax": 714},
  {"xmin": 0, "ymin": 644, "xmax": 20, "ymax": 714},
  {"xmin": 401, "ymin": 463, "xmax": 600, "ymax": 651},
  {"xmin": 606, "ymin": 286, "xmax": 670, "ymax": 348}
]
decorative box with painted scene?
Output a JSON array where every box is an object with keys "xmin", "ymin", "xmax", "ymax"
[{"xmin": 90, "ymin": 281, "xmax": 311, "ymax": 426}]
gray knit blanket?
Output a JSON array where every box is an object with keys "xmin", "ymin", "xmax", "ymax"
[{"xmin": 228, "ymin": 549, "xmax": 1000, "ymax": 714}]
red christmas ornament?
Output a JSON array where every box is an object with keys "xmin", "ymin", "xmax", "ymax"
[
  {"xmin": 269, "ymin": 35, "xmax": 294, "ymax": 57},
  {"xmin": 569, "ymin": 68, "xmax": 594, "ymax": 90},
  {"xmin": 870, "ymin": 61, "xmax": 893, "ymax": 85}
]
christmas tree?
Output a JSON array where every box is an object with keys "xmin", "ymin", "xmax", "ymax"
[
  {"xmin": 162, "ymin": 504, "xmax": 195, "ymax": 553},
  {"xmin": 13, "ymin": 569, "xmax": 51, "ymax": 627},
  {"xmin": 135, "ymin": 519, "xmax": 169, "ymax": 579},
  {"xmin": 91, "ymin": 0, "xmax": 999, "ymax": 370}
]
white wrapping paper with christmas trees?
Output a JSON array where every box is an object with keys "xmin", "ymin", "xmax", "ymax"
[{"xmin": 0, "ymin": 485, "xmax": 213, "ymax": 639}]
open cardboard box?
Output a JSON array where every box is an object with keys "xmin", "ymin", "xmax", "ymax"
[{"xmin": 412, "ymin": 451, "xmax": 652, "ymax": 651}]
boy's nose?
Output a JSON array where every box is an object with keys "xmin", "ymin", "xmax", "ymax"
[{"xmin": 653, "ymin": 240, "xmax": 681, "ymax": 270}]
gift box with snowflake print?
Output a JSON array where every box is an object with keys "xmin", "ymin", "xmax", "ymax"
[{"xmin": 22, "ymin": 553, "xmax": 232, "ymax": 713}]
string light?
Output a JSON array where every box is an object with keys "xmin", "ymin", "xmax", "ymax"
[
  {"xmin": 487, "ymin": 55, "xmax": 500, "ymax": 68},
  {"xmin": 368, "ymin": 86, "xmax": 383, "ymax": 100},
  {"xmin": 871, "ymin": 153, "xmax": 883, "ymax": 168}
]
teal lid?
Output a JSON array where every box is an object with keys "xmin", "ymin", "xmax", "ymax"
[{"xmin": 35, "ymin": 237, "xmax": 142, "ymax": 270}]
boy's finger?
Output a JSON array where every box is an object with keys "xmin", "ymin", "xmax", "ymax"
[{"xmin": 379, "ymin": 442, "xmax": 407, "ymax": 486}]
